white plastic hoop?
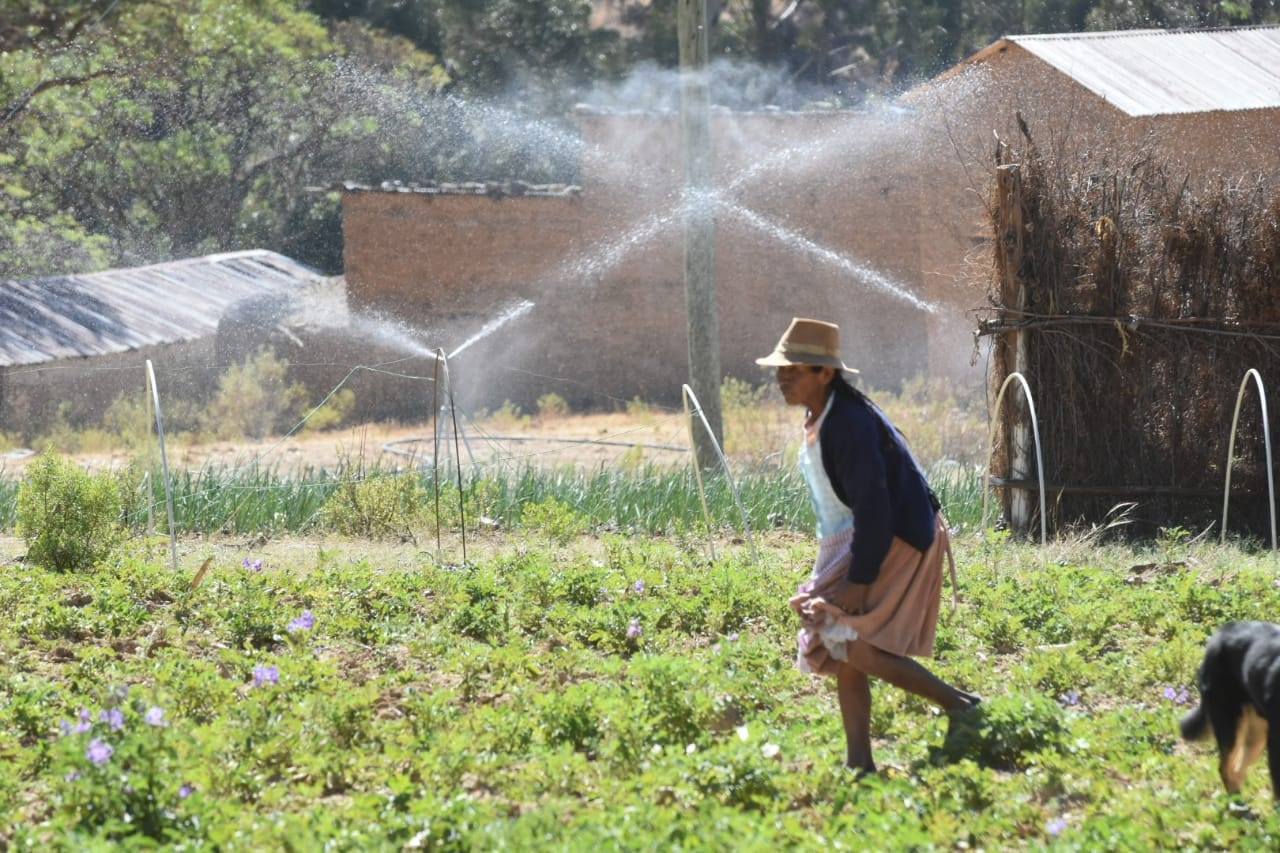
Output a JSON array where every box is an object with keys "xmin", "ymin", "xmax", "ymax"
[
  {"xmin": 981, "ymin": 371, "xmax": 1048, "ymax": 546},
  {"xmin": 681, "ymin": 384, "xmax": 757, "ymax": 562},
  {"xmin": 1221, "ymin": 368, "xmax": 1277, "ymax": 550},
  {"xmin": 145, "ymin": 360, "xmax": 178, "ymax": 571}
]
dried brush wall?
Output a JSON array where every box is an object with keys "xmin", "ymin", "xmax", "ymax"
[{"xmin": 981, "ymin": 127, "xmax": 1280, "ymax": 539}]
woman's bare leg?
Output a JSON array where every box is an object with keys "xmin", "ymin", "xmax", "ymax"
[
  {"xmin": 836, "ymin": 664, "xmax": 874, "ymax": 772},
  {"xmin": 844, "ymin": 639, "xmax": 974, "ymax": 713}
]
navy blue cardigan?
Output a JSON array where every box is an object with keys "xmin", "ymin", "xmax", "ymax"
[{"xmin": 818, "ymin": 390, "xmax": 939, "ymax": 584}]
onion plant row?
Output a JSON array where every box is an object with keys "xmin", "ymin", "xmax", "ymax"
[{"xmin": 0, "ymin": 462, "xmax": 986, "ymax": 537}]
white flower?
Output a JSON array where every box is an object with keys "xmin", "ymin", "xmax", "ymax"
[
  {"xmin": 735, "ymin": 725, "xmax": 750, "ymax": 742},
  {"xmin": 761, "ymin": 743, "xmax": 781, "ymax": 759},
  {"xmin": 685, "ymin": 743, "xmax": 697, "ymax": 755},
  {"xmin": 650, "ymin": 743, "xmax": 663, "ymax": 755}
]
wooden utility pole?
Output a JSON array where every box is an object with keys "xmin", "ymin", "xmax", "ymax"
[
  {"xmin": 995, "ymin": 163, "xmax": 1032, "ymax": 535},
  {"xmin": 677, "ymin": 0, "xmax": 725, "ymax": 467}
]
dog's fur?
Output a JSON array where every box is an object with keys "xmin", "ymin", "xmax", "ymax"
[{"xmin": 1181, "ymin": 621, "xmax": 1280, "ymax": 796}]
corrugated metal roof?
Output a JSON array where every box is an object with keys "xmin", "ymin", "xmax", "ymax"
[
  {"xmin": 0, "ymin": 251, "xmax": 321, "ymax": 367},
  {"xmin": 1009, "ymin": 26, "xmax": 1280, "ymax": 116},
  {"xmin": 328, "ymin": 180, "xmax": 581, "ymax": 198}
]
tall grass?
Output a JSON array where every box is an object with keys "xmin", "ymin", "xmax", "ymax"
[{"xmin": 0, "ymin": 461, "xmax": 985, "ymax": 537}]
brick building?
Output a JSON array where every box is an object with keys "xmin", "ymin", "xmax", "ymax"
[{"xmin": 339, "ymin": 26, "xmax": 1280, "ymax": 412}]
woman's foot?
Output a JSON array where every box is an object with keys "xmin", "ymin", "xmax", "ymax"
[{"xmin": 844, "ymin": 761, "xmax": 878, "ymax": 779}]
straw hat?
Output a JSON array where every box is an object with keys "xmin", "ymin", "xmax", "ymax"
[{"xmin": 755, "ymin": 317, "xmax": 859, "ymax": 374}]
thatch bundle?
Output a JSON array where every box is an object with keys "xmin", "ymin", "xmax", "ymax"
[{"xmin": 981, "ymin": 125, "xmax": 1280, "ymax": 539}]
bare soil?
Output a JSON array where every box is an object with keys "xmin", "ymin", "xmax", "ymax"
[{"xmin": 0, "ymin": 412, "xmax": 694, "ymax": 476}]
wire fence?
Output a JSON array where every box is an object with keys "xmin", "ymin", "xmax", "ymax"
[{"xmin": 0, "ymin": 352, "xmax": 989, "ymax": 548}]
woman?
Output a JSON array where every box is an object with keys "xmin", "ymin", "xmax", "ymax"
[{"xmin": 756, "ymin": 318, "xmax": 979, "ymax": 774}]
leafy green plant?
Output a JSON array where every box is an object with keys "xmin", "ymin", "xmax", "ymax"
[
  {"xmin": 16, "ymin": 452, "xmax": 123, "ymax": 572},
  {"xmin": 935, "ymin": 693, "xmax": 1069, "ymax": 770},
  {"xmin": 536, "ymin": 393, "xmax": 570, "ymax": 419},
  {"xmin": 52, "ymin": 694, "xmax": 198, "ymax": 841},
  {"xmin": 521, "ymin": 496, "xmax": 589, "ymax": 544},
  {"xmin": 301, "ymin": 388, "xmax": 356, "ymax": 433},
  {"xmin": 320, "ymin": 473, "xmax": 425, "ymax": 539},
  {"xmin": 204, "ymin": 350, "xmax": 308, "ymax": 440}
]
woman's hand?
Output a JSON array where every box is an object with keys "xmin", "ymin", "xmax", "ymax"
[
  {"xmin": 832, "ymin": 579, "xmax": 869, "ymax": 615},
  {"xmin": 802, "ymin": 597, "xmax": 846, "ymax": 622}
]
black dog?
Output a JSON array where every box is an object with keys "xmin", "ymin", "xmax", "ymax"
[{"xmin": 1181, "ymin": 622, "xmax": 1280, "ymax": 797}]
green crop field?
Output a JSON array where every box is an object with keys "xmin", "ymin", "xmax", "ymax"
[{"xmin": 4, "ymin": 507, "xmax": 1280, "ymax": 848}]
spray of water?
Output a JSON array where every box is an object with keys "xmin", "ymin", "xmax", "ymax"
[
  {"xmin": 345, "ymin": 313, "xmax": 438, "ymax": 360},
  {"xmin": 715, "ymin": 200, "xmax": 938, "ymax": 313},
  {"xmin": 448, "ymin": 299, "xmax": 536, "ymax": 359}
]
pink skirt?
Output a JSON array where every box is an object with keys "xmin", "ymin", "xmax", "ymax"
[{"xmin": 794, "ymin": 515, "xmax": 955, "ymax": 677}]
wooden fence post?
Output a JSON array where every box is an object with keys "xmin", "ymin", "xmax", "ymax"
[{"xmin": 995, "ymin": 163, "xmax": 1034, "ymax": 536}]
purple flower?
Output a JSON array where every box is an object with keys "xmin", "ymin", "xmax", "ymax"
[
  {"xmin": 64, "ymin": 770, "xmax": 81, "ymax": 782},
  {"xmin": 626, "ymin": 618, "xmax": 643, "ymax": 640},
  {"xmin": 633, "ymin": 579, "xmax": 646, "ymax": 594},
  {"xmin": 100, "ymin": 708, "xmax": 125, "ymax": 732},
  {"xmin": 242, "ymin": 557, "xmax": 263, "ymax": 573},
  {"xmin": 59, "ymin": 719, "xmax": 72, "ymax": 736},
  {"xmin": 1059, "ymin": 690, "xmax": 1080, "ymax": 707},
  {"xmin": 73, "ymin": 708, "xmax": 92, "ymax": 734},
  {"xmin": 1047, "ymin": 817, "xmax": 1067, "ymax": 837},
  {"xmin": 178, "ymin": 784, "xmax": 194, "ymax": 799},
  {"xmin": 727, "ymin": 633, "xmax": 740, "ymax": 643},
  {"xmin": 1163, "ymin": 685, "xmax": 1191, "ymax": 705},
  {"xmin": 144, "ymin": 707, "xmax": 166, "ymax": 727},
  {"xmin": 86, "ymin": 739, "xmax": 114, "ymax": 766},
  {"xmin": 287, "ymin": 610, "xmax": 315, "ymax": 633},
  {"xmin": 252, "ymin": 665, "xmax": 280, "ymax": 688}
]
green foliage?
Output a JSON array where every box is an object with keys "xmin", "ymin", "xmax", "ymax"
[
  {"xmin": 521, "ymin": 496, "xmax": 589, "ymax": 544},
  {"xmin": 301, "ymin": 388, "xmax": 357, "ymax": 433},
  {"xmin": 535, "ymin": 392, "xmax": 570, "ymax": 419},
  {"xmin": 16, "ymin": 452, "xmax": 123, "ymax": 572},
  {"xmin": 935, "ymin": 693, "xmax": 1069, "ymax": 770},
  {"xmin": 2, "ymin": 536, "xmax": 1280, "ymax": 846},
  {"xmin": 319, "ymin": 472, "xmax": 425, "ymax": 539},
  {"xmin": 438, "ymin": 0, "xmax": 622, "ymax": 97},
  {"xmin": 205, "ymin": 350, "xmax": 309, "ymax": 440},
  {"xmin": 51, "ymin": 692, "xmax": 198, "ymax": 841},
  {"xmin": 0, "ymin": 461, "xmax": 993, "ymax": 537}
]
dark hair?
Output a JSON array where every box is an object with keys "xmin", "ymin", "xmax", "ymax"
[{"xmin": 827, "ymin": 369, "xmax": 869, "ymax": 405}]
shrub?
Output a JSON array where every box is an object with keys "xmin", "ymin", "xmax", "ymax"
[
  {"xmin": 536, "ymin": 393, "xmax": 570, "ymax": 419},
  {"xmin": 484, "ymin": 400, "xmax": 529, "ymax": 431},
  {"xmin": 935, "ymin": 693, "xmax": 1068, "ymax": 770},
  {"xmin": 204, "ymin": 349, "xmax": 308, "ymax": 440},
  {"xmin": 301, "ymin": 388, "xmax": 356, "ymax": 433},
  {"xmin": 319, "ymin": 473, "xmax": 425, "ymax": 539},
  {"xmin": 522, "ymin": 497, "xmax": 589, "ymax": 544},
  {"xmin": 16, "ymin": 452, "xmax": 123, "ymax": 572}
]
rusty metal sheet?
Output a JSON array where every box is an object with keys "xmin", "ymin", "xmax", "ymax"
[{"xmin": 0, "ymin": 251, "xmax": 320, "ymax": 367}]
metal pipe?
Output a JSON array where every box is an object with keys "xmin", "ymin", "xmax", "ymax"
[
  {"xmin": 681, "ymin": 383, "xmax": 757, "ymax": 562},
  {"xmin": 431, "ymin": 351, "xmax": 442, "ymax": 555},
  {"xmin": 437, "ymin": 349, "xmax": 467, "ymax": 564},
  {"xmin": 1221, "ymin": 368, "xmax": 1277, "ymax": 549},
  {"xmin": 145, "ymin": 360, "xmax": 178, "ymax": 571},
  {"xmin": 982, "ymin": 371, "xmax": 1048, "ymax": 546}
]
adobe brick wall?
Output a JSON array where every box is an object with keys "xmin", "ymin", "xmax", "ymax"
[
  {"xmin": 341, "ymin": 67, "xmax": 1279, "ymax": 416},
  {"xmin": 342, "ymin": 111, "xmax": 933, "ymax": 413}
]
